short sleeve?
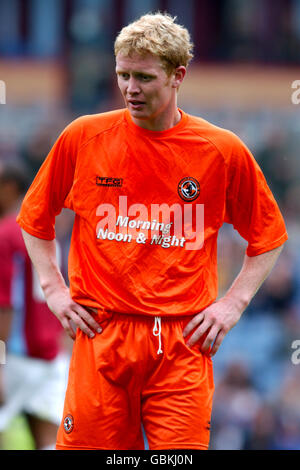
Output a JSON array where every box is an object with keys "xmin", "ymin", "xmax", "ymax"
[
  {"xmin": 224, "ymin": 135, "xmax": 288, "ymax": 256},
  {"xmin": 16, "ymin": 118, "xmax": 82, "ymax": 240}
]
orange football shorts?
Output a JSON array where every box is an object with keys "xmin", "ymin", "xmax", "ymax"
[{"xmin": 56, "ymin": 310, "xmax": 214, "ymax": 450}]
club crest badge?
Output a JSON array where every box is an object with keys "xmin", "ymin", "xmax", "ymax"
[
  {"xmin": 63, "ymin": 414, "xmax": 74, "ymax": 434},
  {"xmin": 178, "ymin": 177, "xmax": 200, "ymax": 202}
]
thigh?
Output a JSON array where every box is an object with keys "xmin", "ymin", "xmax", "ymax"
[
  {"xmin": 56, "ymin": 318, "xmax": 144, "ymax": 450},
  {"xmin": 142, "ymin": 320, "xmax": 214, "ymax": 450}
]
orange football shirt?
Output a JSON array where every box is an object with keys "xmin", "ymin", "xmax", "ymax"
[{"xmin": 17, "ymin": 109, "xmax": 288, "ymax": 316}]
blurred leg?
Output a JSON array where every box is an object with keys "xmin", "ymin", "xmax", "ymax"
[{"xmin": 25, "ymin": 413, "xmax": 58, "ymax": 450}]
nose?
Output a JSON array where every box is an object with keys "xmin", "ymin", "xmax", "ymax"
[{"xmin": 126, "ymin": 76, "xmax": 140, "ymax": 95}]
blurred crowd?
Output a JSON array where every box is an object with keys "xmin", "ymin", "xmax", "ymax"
[{"xmin": 1, "ymin": 0, "xmax": 300, "ymax": 451}]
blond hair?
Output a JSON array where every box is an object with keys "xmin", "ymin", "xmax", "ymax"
[{"xmin": 114, "ymin": 12, "xmax": 194, "ymax": 75}]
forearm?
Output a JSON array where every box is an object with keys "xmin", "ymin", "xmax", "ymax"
[
  {"xmin": 21, "ymin": 229, "xmax": 67, "ymax": 296},
  {"xmin": 223, "ymin": 244, "xmax": 284, "ymax": 312}
]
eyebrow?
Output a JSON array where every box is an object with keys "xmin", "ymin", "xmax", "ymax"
[{"xmin": 115, "ymin": 68, "xmax": 157, "ymax": 78}]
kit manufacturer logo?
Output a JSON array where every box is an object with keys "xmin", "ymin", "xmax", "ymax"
[{"xmin": 96, "ymin": 176, "xmax": 123, "ymax": 187}]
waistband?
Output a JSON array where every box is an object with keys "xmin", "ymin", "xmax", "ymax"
[
  {"xmin": 93, "ymin": 308, "xmax": 196, "ymax": 323},
  {"xmin": 93, "ymin": 309, "xmax": 197, "ymax": 356},
  {"xmin": 86, "ymin": 307, "xmax": 198, "ymax": 357}
]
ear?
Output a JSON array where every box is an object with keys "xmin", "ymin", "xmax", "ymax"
[{"xmin": 172, "ymin": 66, "xmax": 186, "ymax": 89}]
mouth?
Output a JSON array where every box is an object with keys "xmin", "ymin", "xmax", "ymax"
[{"xmin": 128, "ymin": 100, "xmax": 146, "ymax": 108}]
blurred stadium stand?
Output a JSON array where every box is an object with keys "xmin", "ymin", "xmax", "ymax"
[{"xmin": 1, "ymin": 0, "xmax": 300, "ymax": 450}]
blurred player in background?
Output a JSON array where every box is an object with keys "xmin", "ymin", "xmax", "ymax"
[
  {"xmin": 16, "ymin": 13, "xmax": 288, "ymax": 450},
  {"xmin": 0, "ymin": 166, "xmax": 68, "ymax": 450}
]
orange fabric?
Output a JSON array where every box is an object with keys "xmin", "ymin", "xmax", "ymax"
[
  {"xmin": 56, "ymin": 311, "xmax": 214, "ymax": 450},
  {"xmin": 16, "ymin": 108, "xmax": 288, "ymax": 316}
]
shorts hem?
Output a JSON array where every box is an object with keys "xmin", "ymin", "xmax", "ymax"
[
  {"xmin": 56, "ymin": 443, "xmax": 208, "ymax": 450},
  {"xmin": 56, "ymin": 444, "xmax": 143, "ymax": 450},
  {"xmin": 56, "ymin": 444, "xmax": 110, "ymax": 450},
  {"xmin": 149, "ymin": 443, "xmax": 208, "ymax": 450}
]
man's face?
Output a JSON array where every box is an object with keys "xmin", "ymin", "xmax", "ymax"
[{"xmin": 115, "ymin": 52, "xmax": 179, "ymax": 130}]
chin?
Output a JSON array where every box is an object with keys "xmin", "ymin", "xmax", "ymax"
[{"xmin": 128, "ymin": 109, "xmax": 148, "ymax": 120}]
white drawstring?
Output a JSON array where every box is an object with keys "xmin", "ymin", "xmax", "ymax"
[{"xmin": 153, "ymin": 316, "xmax": 163, "ymax": 355}]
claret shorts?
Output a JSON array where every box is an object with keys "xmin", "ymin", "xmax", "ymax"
[{"xmin": 56, "ymin": 310, "xmax": 214, "ymax": 450}]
